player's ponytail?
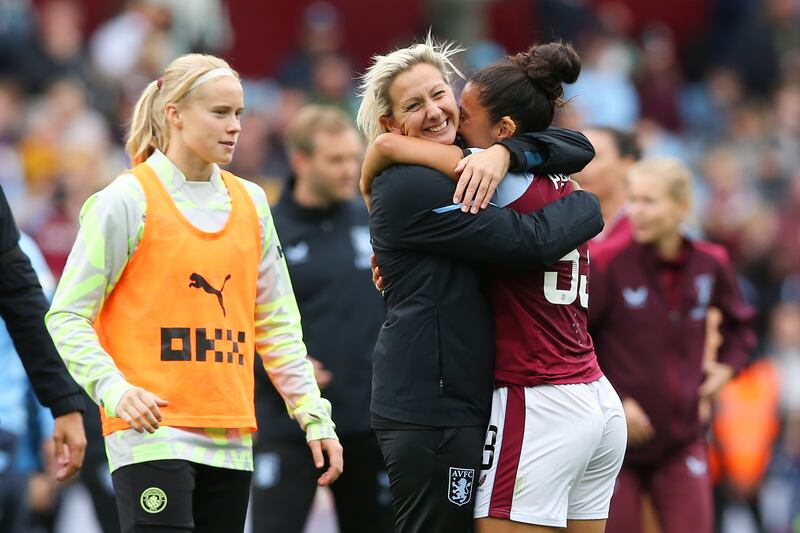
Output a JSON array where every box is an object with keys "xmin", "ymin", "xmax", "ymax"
[
  {"xmin": 126, "ymin": 54, "xmax": 239, "ymax": 165},
  {"xmin": 468, "ymin": 41, "xmax": 580, "ymax": 133},
  {"xmin": 127, "ymin": 80, "xmax": 162, "ymax": 165}
]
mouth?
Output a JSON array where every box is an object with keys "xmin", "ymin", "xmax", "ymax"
[
  {"xmin": 219, "ymin": 141, "xmax": 236, "ymax": 149},
  {"xmin": 425, "ymin": 120, "xmax": 449, "ymax": 134}
]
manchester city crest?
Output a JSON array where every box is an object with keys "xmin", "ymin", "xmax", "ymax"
[
  {"xmin": 448, "ymin": 467, "xmax": 475, "ymax": 506},
  {"xmin": 140, "ymin": 487, "xmax": 168, "ymax": 514}
]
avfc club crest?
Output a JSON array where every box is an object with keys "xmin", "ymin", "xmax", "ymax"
[{"xmin": 448, "ymin": 467, "xmax": 475, "ymax": 506}]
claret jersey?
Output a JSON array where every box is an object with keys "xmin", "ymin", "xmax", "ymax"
[{"xmin": 488, "ymin": 166, "xmax": 603, "ymax": 387}]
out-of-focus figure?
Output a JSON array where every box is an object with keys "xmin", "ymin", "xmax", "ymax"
[
  {"xmin": 591, "ymin": 158, "xmax": 756, "ymax": 533},
  {"xmin": 251, "ymin": 105, "xmax": 392, "ymax": 533}
]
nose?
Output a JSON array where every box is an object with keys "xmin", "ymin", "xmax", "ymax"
[
  {"xmin": 424, "ymin": 100, "xmax": 444, "ymax": 121},
  {"xmin": 228, "ymin": 115, "xmax": 242, "ymax": 134}
]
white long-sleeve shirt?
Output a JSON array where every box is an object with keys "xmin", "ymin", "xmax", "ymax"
[{"xmin": 46, "ymin": 150, "xmax": 335, "ymax": 472}]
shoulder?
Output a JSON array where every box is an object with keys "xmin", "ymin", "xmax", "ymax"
[
  {"xmin": 80, "ymin": 173, "xmax": 143, "ymax": 221},
  {"xmin": 373, "ymin": 164, "xmax": 453, "ymax": 202},
  {"xmin": 691, "ymin": 238, "xmax": 730, "ymax": 266},
  {"xmin": 236, "ymin": 177, "xmax": 271, "ymax": 219},
  {"xmin": 376, "ymin": 164, "xmax": 451, "ymax": 187},
  {"xmin": 100, "ymin": 172, "xmax": 143, "ymax": 199},
  {"xmin": 493, "ymin": 172, "xmax": 536, "ymax": 208},
  {"xmin": 591, "ymin": 236, "xmax": 635, "ymax": 272}
]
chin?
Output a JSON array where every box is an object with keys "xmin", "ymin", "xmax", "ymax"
[{"xmin": 632, "ymin": 231, "xmax": 654, "ymax": 245}]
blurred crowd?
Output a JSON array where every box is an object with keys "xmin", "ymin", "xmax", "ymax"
[{"xmin": 0, "ymin": 0, "xmax": 797, "ymax": 532}]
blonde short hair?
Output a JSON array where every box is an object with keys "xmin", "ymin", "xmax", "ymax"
[
  {"xmin": 356, "ymin": 33, "xmax": 463, "ymax": 142},
  {"xmin": 628, "ymin": 157, "xmax": 694, "ymax": 206},
  {"xmin": 126, "ymin": 54, "xmax": 240, "ymax": 165}
]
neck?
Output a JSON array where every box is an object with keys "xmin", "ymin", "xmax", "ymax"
[
  {"xmin": 165, "ymin": 146, "xmax": 214, "ymax": 182},
  {"xmin": 293, "ymin": 177, "xmax": 332, "ymax": 209},
  {"xmin": 655, "ymin": 230, "xmax": 683, "ymax": 260},
  {"xmin": 600, "ymin": 188, "xmax": 626, "ymax": 227}
]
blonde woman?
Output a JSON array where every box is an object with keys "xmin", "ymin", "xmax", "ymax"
[
  {"xmin": 46, "ymin": 54, "xmax": 342, "ymax": 532},
  {"xmin": 590, "ymin": 158, "xmax": 755, "ymax": 533}
]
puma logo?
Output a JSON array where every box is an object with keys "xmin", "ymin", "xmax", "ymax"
[{"xmin": 189, "ymin": 273, "xmax": 231, "ymax": 316}]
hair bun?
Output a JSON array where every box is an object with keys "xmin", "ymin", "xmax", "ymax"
[{"xmin": 511, "ymin": 42, "xmax": 581, "ymax": 103}]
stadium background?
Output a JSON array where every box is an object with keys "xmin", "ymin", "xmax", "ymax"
[{"xmin": 0, "ymin": 0, "xmax": 798, "ymax": 532}]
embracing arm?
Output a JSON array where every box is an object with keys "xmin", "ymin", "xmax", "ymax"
[
  {"xmin": 372, "ymin": 165, "xmax": 603, "ymax": 267},
  {"xmin": 360, "ymin": 133, "xmax": 463, "ymax": 208},
  {"xmin": 498, "ymin": 127, "xmax": 595, "ymax": 175},
  {"xmin": 454, "ymin": 127, "xmax": 595, "ymax": 212}
]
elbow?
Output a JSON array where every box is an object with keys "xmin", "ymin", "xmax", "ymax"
[
  {"xmin": 586, "ymin": 192, "xmax": 604, "ymax": 224},
  {"xmin": 373, "ymin": 133, "xmax": 395, "ymax": 156},
  {"xmin": 44, "ymin": 309, "xmax": 57, "ymax": 335},
  {"xmin": 574, "ymin": 145, "xmax": 596, "ymax": 172},
  {"xmin": 575, "ymin": 130, "xmax": 596, "ymax": 165},
  {"xmin": 576, "ymin": 191, "xmax": 605, "ymax": 239}
]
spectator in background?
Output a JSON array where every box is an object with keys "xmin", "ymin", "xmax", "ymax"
[
  {"xmin": 0, "ymin": 80, "xmax": 27, "ymax": 208},
  {"xmin": 251, "ymin": 105, "xmax": 392, "ymax": 533},
  {"xmin": 563, "ymin": 34, "xmax": 640, "ymax": 129},
  {"xmin": 636, "ymin": 23, "xmax": 683, "ymax": 132},
  {"xmin": 679, "ymin": 67, "xmax": 744, "ymax": 145},
  {"xmin": 89, "ymin": 0, "xmax": 173, "ymax": 83},
  {"xmin": 772, "ymin": 168, "xmax": 800, "ymax": 284},
  {"xmin": 754, "ymin": 279, "xmax": 800, "ymax": 531},
  {"xmin": 590, "ymin": 158, "xmax": 756, "ymax": 533},
  {"xmin": 278, "ymin": 1, "xmax": 345, "ymax": 92},
  {"xmin": 152, "ymin": 0, "xmax": 232, "ymax": 55},
  {"xmin": 309, "ymin": 52, "xmax": 359, "ymax": 119},
  {"xmin": 573, "ymin": 126, "xmax": 640, "ymax": 249},
  {"xmin": 0, "ymin": 0, "xmax": 93, "ymax": 95}
]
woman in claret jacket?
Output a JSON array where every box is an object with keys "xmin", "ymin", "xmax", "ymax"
[{"xmin": 590, "ymin": 157, "xmax": 756, "ymax": 533}]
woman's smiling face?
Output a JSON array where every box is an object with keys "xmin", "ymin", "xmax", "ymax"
[{"xmin": 382, "ymin": 62, "xmax": 459, "ymax": 145}]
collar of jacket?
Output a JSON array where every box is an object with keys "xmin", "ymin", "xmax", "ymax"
[{"xmin": 279, "ymin": 175, "xmax": 347, "ymax": 220}]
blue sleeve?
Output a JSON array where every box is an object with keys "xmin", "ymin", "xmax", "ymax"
[{"xmin": 498, "ymin": 128, "xmax": 595, "ymax": 174}]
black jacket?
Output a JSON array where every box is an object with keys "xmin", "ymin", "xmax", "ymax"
[
  {"xmin": 370, "ymin": 131, "xmax": 602, "ymax": 428},
  {"xmin": 255, "ymin": 187, "xmax": 384, "ymax": 440},
  {"xmin": 0, "ymin": 186, "xmax": 82, "ymax": 418}
]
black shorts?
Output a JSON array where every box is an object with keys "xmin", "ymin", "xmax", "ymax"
[
  {"xmin": 375, "ymin": 424, "xmax": 485, "ymax": 533},
  {"xmin": 111, "ymin": 459, "xmax": 251, "ymax": 533}
]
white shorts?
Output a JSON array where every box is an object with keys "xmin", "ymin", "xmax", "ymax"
[{"xmin": 474, "ymin": 376, "xmax": 626, "ymax": 527}]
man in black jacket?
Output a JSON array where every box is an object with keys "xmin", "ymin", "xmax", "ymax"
[
  {"xmin": 0, "ymin": 186, "xmax": 86, "ymax": 482},
  {"xmin": 251, "ymin": 106, "xmax": 392, "ymax": 532}
]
